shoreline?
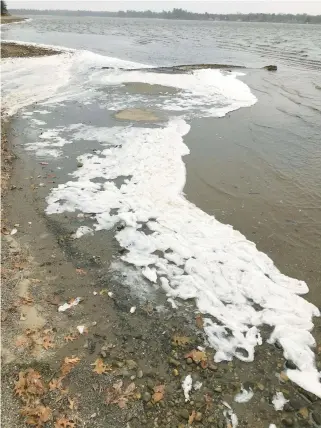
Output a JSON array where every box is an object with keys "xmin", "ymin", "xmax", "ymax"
[
  {"xmin": 0, "ymin": 15, "xmax": 26, "ymax": 25},
  {"xmin": 2, "ymin": 42, "xmax": 321, "ymax": 428}
]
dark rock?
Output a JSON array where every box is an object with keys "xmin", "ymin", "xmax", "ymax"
[
  {"xmin": 264, "ymin": 65, "xmax": 278, "ymax": 71},
  {"xmin": 282, "ymin": 417, "xmax": 294, "ymax": 427},
  {"xmin": 143, "ymin": 392, "xmax": 151, "ymax": 403},
  {"xmin": 285, "ymin": 360, "xmax": 297, "ymax": 370},
  {"xmin": 312, "ymin": 412, "xmax": 321, "ymax": 425},
  {"xmin": 289, "ymin": 398, "xmax": 305, "ymax": 411}
]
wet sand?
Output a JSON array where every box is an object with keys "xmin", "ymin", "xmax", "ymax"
[{"xmin": 1, "ymin": 41, "xmax": 61, "ymax": 58}]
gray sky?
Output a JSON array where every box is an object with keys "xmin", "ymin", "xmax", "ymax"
[{"xmin": 9, "ymin": 1, "xmax": 321, "ymax": 15}]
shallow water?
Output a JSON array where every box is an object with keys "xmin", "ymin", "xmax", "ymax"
[{"xmin": 2, "ymin": 15, "xmax": 321, "ymax": 396}]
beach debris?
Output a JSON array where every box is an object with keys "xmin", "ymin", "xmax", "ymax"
[
  {"xmin": 93, "ymin": 291, "xmax": 98, "ymax": 296},
  {"xmin": 223, "ymin": 402, "xmax": 238, "ymax": 428},
  {"xmin": 107, "ymin": 291, "xmax": 114, "ymax": 298},
  {"xmin": 105, "ymin": 380, "xmax": 138, "ymax": 408},
  {"xmin": 152, "ymin": 384, "xmax": 165, "ymax": 403},
  {"xmin": 20, "ymin": 405, "xmax": 52, "ymax": 426},
  {"xmin": 39, "ymin": 162, "xmax": 48, "ymax": 166},
  {"xmin": 76, "ymin": 325, "xmax": 87, "ymax": 335},
  {"xmin": 11, "ymin": 228, "xmax": 18, "ymax": 235},
  {"xmin": 75, "ymin": 268, "xmax": 87, "ymax": 275},
  {"xmin": 92, "ymin": 358, "xmax": 112, "ymax": 375},
  {"xmin": 234, "ymin": 385, "xmax": 254, "ymax": 403},
  {"xmin": 130, "ymin": 306, "xmax": 136, "ymax": 314},
  {"xmin": 189, "ymin": 410, "xmax": 197, "ymax": 425},
  {"xmin": 272, "ymin": 392, "xmax": 289, "ymax": 411},
  {"xmin": 58, "ymin": 297, "xmax": 82, "ymax": 312},
  {"xmin": 182, "ymin": 375, "xmax": 193, "ymax": 402}
]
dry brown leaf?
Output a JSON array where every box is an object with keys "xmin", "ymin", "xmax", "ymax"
[
  {"xmin": 16, "ymin": 336, "xmax": 30, "ymax": 348},
  {"xmin": 64, "ymin": 334, "xmax": 78, "ymax": 343},
  {"xmin": 54, "ymin": 416, "xmax": 76, "ymax": 428},
  {"xmin": 68, "ymin": 397, "xmax": 77, "ymax": 410},
  {"xmin": 204, "ymin": 393, "xmax": 213, "ymax": 410},
  {"xmin": 195, "ymin": 314, "xmax": 204, "ymax": 329},
  {"xmin": 185, "ymin": 349, "xmax": 207, "ymax": 368},
  {"xmin": 172, "ymin": 335, "xmax": 191, "ymax": 346},
  {"xmin": 152, "ymin": 384, "xmax": 165, "ymax": 403},
  {"xmin": 14, "ymin": 262, "xmax": 28, "ymax": 270},
  {"xmin": 75, "ymin": 268, "xmax": 87, "ymax": 275},
  {"xmin": 49, "ymin": 378, "xmax": 62, "ymax": 391},
  {"xmin": 60, "ymin": 356, "xmax": 80, "ymax": 377},
  {"xmin": 92, "ymin": 358, "xmax": 112, "ymax": 375},
  {"xmin": 188, "ymin": 410, "xmax": 196, "ymax": 425},
  {"xmin": 42, "ymin": 335, "xmax": 55, "ymax": 350}
]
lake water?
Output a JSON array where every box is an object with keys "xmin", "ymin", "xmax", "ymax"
[{"xmin": 2, "ymin": 15, "xmax": 321, "ymax": 396}]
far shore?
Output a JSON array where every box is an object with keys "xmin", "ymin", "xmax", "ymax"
[{"xmin": 0, "ymin": 15, "xmax": 26, "ymax": 24}]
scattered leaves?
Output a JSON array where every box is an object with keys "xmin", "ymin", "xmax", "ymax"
[
  {"xmin": 195, "ymin": 314, "xmax": 204, "ymax": 329},
  {"xmin": 185, "ymin": 349, "xmax": 207, "ymax": 368},
  {"xmin": 14, "ymin": 369, "xmax": 46, "ymax": 401},
  {"xmin": 60, "ymin": 356, "xmax": 80, "ymax": 377},
  {"xmin": 106, "ymin": 380, "xmax": 138, "ymax": 408},
  {"xmin": 152, "ymin": 384, "xmax": 165, "ymax": 403},
  {"xmin": 54, "ymin": 416, "xmax": 76, "ymax": 428},
  {"xmin": 20, "ymin": 405, "xmax": 52, "ymax": 426},
  {"xmin": 172, "ymin": 335, "xmax": 191, "ymax": 346},
  {"xmin": 92, "ymin": 358, "xmax": 112, "ymax": 375}
]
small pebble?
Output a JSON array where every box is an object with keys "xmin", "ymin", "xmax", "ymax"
[
  {"xmin": 195, "ymin": 412, "xmax": 202, "ymax": 422},
  {"xmin": 186, "ymin": 358, "xmax": 193, "ymax": 365},
  {"xmin": 179, "ymin": 409, "xmax": 190, "ymax": 420},
  {"xmin": 143, "ymin": 392, "xmax": 151, "ymax": 402},
  {"xmin": 282, "ymin": 417, "xmax": 294, "ymax": 427},
  {"xmin": 137, "ymin": 369, "xmax": 143, "ymax": 379}
]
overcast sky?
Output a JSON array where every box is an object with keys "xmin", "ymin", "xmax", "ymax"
[{"xmin": 9, "ymin": 1, "xmax": 321, "ymax": 15}]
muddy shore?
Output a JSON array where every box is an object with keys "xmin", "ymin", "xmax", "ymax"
[
  {"xmin": 0, "ymin": 15, "xmax": 26, "ymax": 25},
  {"xmin": 2, "ymin": 44, "xmax": 321, "ymax": 428}
]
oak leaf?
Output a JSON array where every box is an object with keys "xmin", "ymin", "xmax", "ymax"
[
  {"xmin": 60, "ymin": 356, "xmax": 80, "ymax": 377},
  {"xmin": 54, "ymin": 416, "xmax": 76, "ymax": 428},
  {"xmin": 42, "ymin": 335, "xmax": 54, "ymax": 350},
  {"xmin": 195, "ymin": 314, "xmax": 204, "ymax": 329},
  {"xmin": 185, "ymin": 349, "xmax": 207, "ymax": 368},
  {"xmin": 92, "ymin": 358, "xmax": 112, "ymax": 375},
  {"xmin": 172, "ymin": 335, "xmax": 191, "ymax": 346},
  {"xmin": 188, "ymin": 410, "xmax": 196, "ymax": 425}
]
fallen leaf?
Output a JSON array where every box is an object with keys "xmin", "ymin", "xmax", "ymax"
[
  {"xmin": 204, "ymin": 393, "xmax": 213, "ymax": 410},
  {"xmin": 173, "ymin": 335, "xmax": 191, "ymax": 346},
  {"xmin": 106, "ymin": 381, "xmax": 137, "ymax": 408},
  {"xmin": 195, "ymin": 314, "xmax": 204, "ymax": 329},
  {"xmin": 15, "ymin": 336, "xmax": 29, "ymax": 348},
  {"xmin": 60, "ymin": 356, "xmax": 80, "ymax": 377},
  {"xmin": 54, "ymin": 416, "xmax": 76, "ymax": 428},
  {"xmin": 43, "ymin": 335, "xmax": 55, "ymax": 350},
  {"xmin": 64, "ymin": 334, "xmax": 78, "ymax": 343},
  {"xmin": 14, "ymin": 262, "xmax": 28, "ymax": 270},
  {"xmin": 189, "ymin": 410, "xmax": 196, "ymax": 425},
  {"xmin": 49, "ymin": 378, "xmax": 62, "ymax": 391},
  {"xmin": 68, "ymin": 397, "xmax": 77, "ymax": 410},
  {"xmin": 299, "ymin": 407, "xmax": 309, "ymax": 419},
  {"xmin": 75, "ymin": 268, "xmax": 87, "ymax": 275},
  {"xmin": 92, "ymin": 358, "xmax": 112, "ymax": 375},
  {"xmin": 152, "ymin": 384, "xmax": 165, "ymax": 403},
  {"xmin": 185, "ymin": 349, "xmax": 207, "ymax": 367},
  {"xmin": 20, "ymin": 296, "xmax": 34, "ymax": 305}
]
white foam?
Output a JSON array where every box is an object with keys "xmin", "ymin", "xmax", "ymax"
[
  {"xmin": 234, "ymin": 386, "xmax": 254, "ymax": 403},
  {"xmin": 46, "ymin": 118, "xmax": 321, "ymax": 397},
  {"xmin": 272, "ymin": 392, "xmax": 289, "ymax": 411},
  {"xmin": 182, "ymin": 375, "xmax": 193, "ymax": 402}
]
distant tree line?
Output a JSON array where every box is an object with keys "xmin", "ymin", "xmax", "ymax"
[{"xmin": 9, "ymin": 8, "xmax": 321, "ymax": 24}]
